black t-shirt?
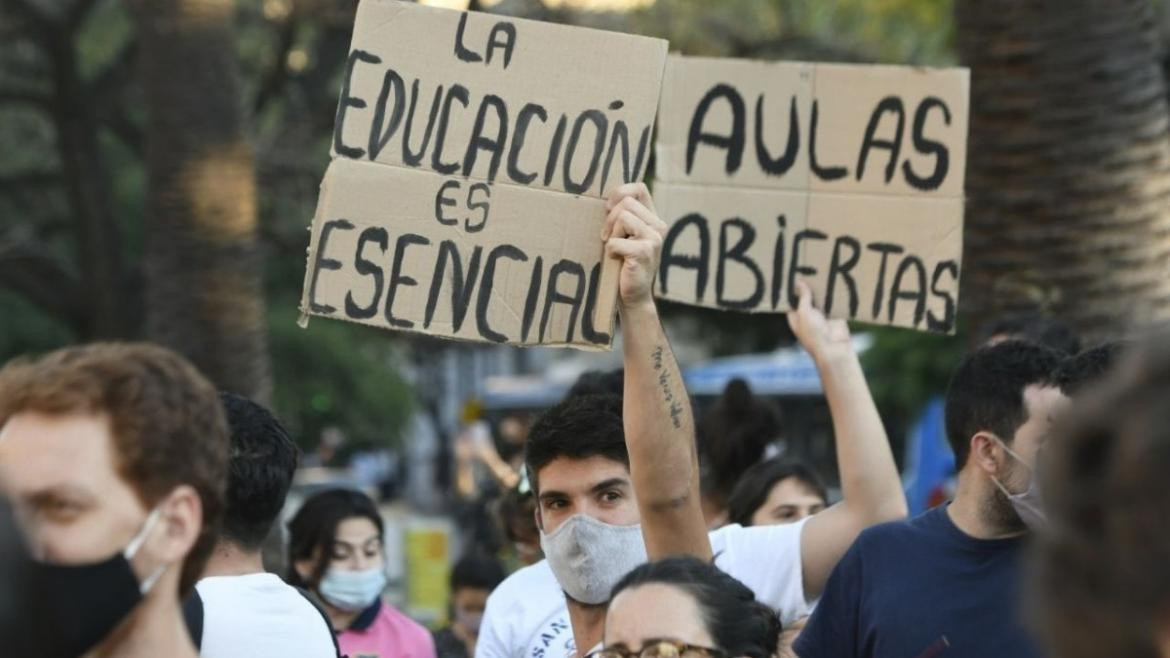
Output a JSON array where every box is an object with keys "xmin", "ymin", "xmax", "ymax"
[
  {"xmin": 794, "ymin": 505, "xmax": 1037, "ymax": 658},
  {"xmin": 433, "ymin": 627, "xmax": 469, "ymax": 658}
]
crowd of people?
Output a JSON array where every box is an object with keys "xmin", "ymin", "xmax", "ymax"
[{"xmin": 0, "ymin": 183, "xmax": 1167, "ymax": 658}]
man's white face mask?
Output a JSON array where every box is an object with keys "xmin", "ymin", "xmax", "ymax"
[{"xmin": 539, "ymin": 514, "xmax": 647, "ymax": 605}]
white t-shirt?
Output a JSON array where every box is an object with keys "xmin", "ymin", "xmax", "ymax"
[
  {"xmin": 476, "ymin": 519, "xmax": 811, "ymax": 658},
  {"xmin": 193, "ymin": 573, "xmax": 339, "ymax": 658}
]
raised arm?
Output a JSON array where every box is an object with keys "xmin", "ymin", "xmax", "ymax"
[
  {"xmin": 604, "ymin": 183, "xmax": 712, "ymax": 562},
  {"xmin": 790, "ymin": 279, "xmax": 908, "ymax": 600}
]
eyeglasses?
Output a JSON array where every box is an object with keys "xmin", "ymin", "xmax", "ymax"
[{"xmin": 587, "ymin": 639, "xmax": 727, "ymax": 658}]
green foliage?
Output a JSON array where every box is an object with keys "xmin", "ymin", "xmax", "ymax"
[
  {"xmin": 631, "ymin": 0, "xmax": 955, "ymax": 65},
  {"xmin": 0, "ymin": 291, "xmax": 77, "ymax": 364},
  {"xmin": 268, "ymin": 303, "xmax": 412, "ymax": 452},
  {"xmin": 860, "ymin": 322, "xmax": 968, "ymax": 425}
]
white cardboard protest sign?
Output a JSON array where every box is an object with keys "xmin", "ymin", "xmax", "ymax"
[
  {"xmin": 300, "ymin": 0, "xmax": 668, "ymax": 347},
  {"xmin": 655, "ymin": 55, "xmax": 968, "ymax": 333}
]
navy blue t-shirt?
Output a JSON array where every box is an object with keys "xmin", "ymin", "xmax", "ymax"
[{"xmin": 794, "ymin": 505, "xmax": 1037, "ymax": 658}]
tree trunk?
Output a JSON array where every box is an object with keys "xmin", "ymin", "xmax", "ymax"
[
  {"xmin": 956, "ymin": 0, "xmax": 1170, "ymax": 343},
  {"xmin": 133, "ymin": 0, "xmax": 271, "ymax": 401}
]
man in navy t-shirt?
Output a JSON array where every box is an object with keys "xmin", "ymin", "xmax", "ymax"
[{"xmin": 795, "ymin": 341, "xmax": 1067, "ymax": 658}]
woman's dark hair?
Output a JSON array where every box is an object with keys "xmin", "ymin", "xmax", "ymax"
[
  {"xmin": 287, "ymin": 488, "xmax": 384, "ymax": 589},
  {"xmin": 698, "ymin": 379, "xmax": 781, "ymax": 509},
  {"xmin": 495, "ymin": 486, "xmax": 538, "ymax": 543},
  {"xmin": 611, "ymin": 557, "xmax": 781, "ymax": 658},
  {"xmin": 726, "ymin": 458, "xmax": 828, "ymax": 527}
]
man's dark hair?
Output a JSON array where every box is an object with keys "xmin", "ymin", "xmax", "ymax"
[
  {"xmin": 612, "ymin": 556, "xmax": 780, "ymax": 658},
  {"xmin": 451, "ymin": 553, "xmax": 506, "ymax": 593},
  {"xmin": 1036, "ymin": 335, "xmax": 1170, "ymax": 658},
  {"xmin": 726, "ymin": 458, "xmax": 827, "ymax": 527},
  {"xmin": 566, "ymin": 369, "xmax": 624, "ymax": 398},
  {"xmin": 525, "ymin": 393, "xmax": 626, "ymax": 491},
  {"xmin": 1055, "ymin": 342, "xmax": 1125, "ymax": 397},
  {"xmin": 980, "ymin": 312, "xmax": 1081, "ymax": 356},
  {"xmin": 944, "ymin": 341, "xmax": 1062, "ymax": 468},
  {"xmin": 219, "ymin": 392, "xmax": 299, "ymax": 550}
]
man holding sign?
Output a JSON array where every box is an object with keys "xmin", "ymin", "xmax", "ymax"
[{"xmin": 479, "ymin": 180, "xmax": 908, "ymax": 658}]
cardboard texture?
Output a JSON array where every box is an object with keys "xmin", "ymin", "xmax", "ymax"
[
  {"xmin": 655, "ymin": 55, "xmax": 968, "ymax": 333},
  {"xmin": 300, "ymin": 0, "xmax": 669, "ymax": 348}
]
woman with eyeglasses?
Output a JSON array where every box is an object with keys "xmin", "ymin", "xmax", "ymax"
[{"xmin": 593, "ymin": 556, "xmax": 781, "ymax": 658}]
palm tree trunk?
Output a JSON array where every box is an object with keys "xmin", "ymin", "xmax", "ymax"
[
  {"xmin": 133, "ymin": 0, "xmax": 272, "ymax": 401},
  {"xmin": 956, "ymin": 0, "xmax": 1170, "ymax": 343}
]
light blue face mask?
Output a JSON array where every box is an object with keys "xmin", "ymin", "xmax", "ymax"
[{"xmin": 318, "ymin": 566, "xmax": 388, "ymax": 612}]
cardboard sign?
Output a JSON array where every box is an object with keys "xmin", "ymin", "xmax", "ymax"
[
  {"xmin": 655, "ymin": 56, "xmax": 968, "ymax": 332},
  {"xmin": 300, "ymin": 0, "xmax": 668, "ymax": 347}
]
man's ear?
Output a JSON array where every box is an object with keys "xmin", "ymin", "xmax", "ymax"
[
  {"xmin": 969, "ymin": 432, "xmax": 1003, "ymax": 476},
  {"xmin": 148, "ymin": 484, "xmax": 202, "ymax": 568}
]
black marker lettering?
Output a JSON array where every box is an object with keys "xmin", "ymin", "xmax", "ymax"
[
  {"xmin": 308, "ymin": 219, "xmax": 355, "ymax": 314},
  {"xmin": 866, "ymin": 242, "xmax": 904, "ymax": 320},
  {"xmin": 902, "ymin": 97, "xmax": 952, "ymax": 191},
  {"xmin": 687, "ymin": 84, "xmax": 746, "ymax": 175},
  {"xmin": 466, "ymin": 183, "xmax": 491, "ymax": 233},
  {"xmin": 333, "ymin": 50, "xmax": 381, "ymax": 159},
  {"xmin": 542, "ymin": 115, "xmax": 568, "ymax": 187},
  {"xmin": 383, "ymin": 233, "xmax": 431, "ymax": 329},
  {"xmin": 659, "ymin": 212, "xmax": 711, "ymax": 302},
  {"xmin": 454, "ymin": 13, "xmax": 483, "ymax": 63},
  {"xmin": 755, "ymin": 94, "xmax": 799, "ymax": 176},
  {"xmin": 431, "ymin": 84, "xmax": 470, "ymax": 174},
  {"xmin": 809, "ymin": 100, "xmax": 848, "ymax": 181},
  {"xmin": 824, "ymin": 236, "xmax": 860, "ymax": 318},
  {"xmin": 507, "ymin": 103, "xmax": 548, "ymax": 185},
  {"xmin": 716, "ymin": 218, "xmax": 764, "ymax": 309},
  {"xmin": 927, "ymin": 260, "xmax": 959, "ymax": 332},
  {"xmin": 462, "ymin": 94, "xmax": 508, "ymax": 181},
  {"xmin": 521, "ymin": 256, "xmax": 544, "ymax": 343},
  {"xmin": 435, "ymin": 180, "xmax": 459, "ymax": 226},
  {"xmin": 770, "ymin": 215, "xmax": 787, "ymax": 309},
  {"xmin": 476, "ymin": 244, "xmax": 527, "ymax": 343},
  {"xmin": 856, "ymin": 96, "xmax": 905, "ymax": 183},
  {"xmin": 563, "ymin": 110, "xmax": 608, "ymax": 195},
  {"xmin": 403, "ymin": 81, "xmax": 443, "ymax": 167},
  {"xmin": 539, "ymin": 260, "xmax": 586, "ymax": 343},
  {"xmin": 486, "ymin": 22, "xmax": 516, "ymax": 68},
  {"xmin": 424, "ymin": 241, "xmax": 482, "ymax": 332},
  {"xmin": 888, "ymin": 255, "xmax": 927, "ymax": 328},
  {"xmin": 368, "ymin": 68, "xmax": 406, "ymax": 160},
  {"xmin": 787, "ymin": 229, "xmax": 827, "ymax": 308},
  {"xmin": 344, "ymin": 227, "xmax": 389, "ymax": 319},
  {"xmin": 581, "ymin": 262, "xmax": 612, "ymax": 345}
]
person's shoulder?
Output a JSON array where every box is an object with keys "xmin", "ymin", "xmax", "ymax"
[
  {"xmin": 708, "ymin": 518, "xmax": 807, "ymax": 555},
  {"xmin": 377, "ymin": 599, "xmax": 431, "ymax": 633},
  {"xmin": 488, "ymin": 560, "xmax": 560, "ymax": 605},
  {"xmin": 853, "ymin": 507, "xmax": 943, "ymax": 549}
]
